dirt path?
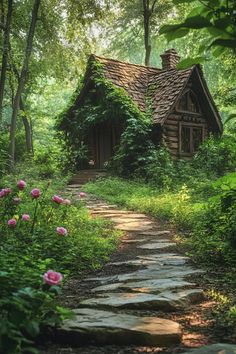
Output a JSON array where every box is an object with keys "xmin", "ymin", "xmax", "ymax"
[{"xmin": 42, "ymin": 181, "xmax": 236, "ymax": 354}]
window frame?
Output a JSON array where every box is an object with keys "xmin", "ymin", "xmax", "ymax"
[
  {"xmin": 176, "ymin": 89, "xmax": 201, "ymax": 116},
  {"xmin": 179, "ymin": 122, "xmax": 204, "ymax": 156}
]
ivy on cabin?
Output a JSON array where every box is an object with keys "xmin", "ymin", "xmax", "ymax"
[{"xmin": 56, "ymin": 57, "xmax": 160, "ymax": 175}]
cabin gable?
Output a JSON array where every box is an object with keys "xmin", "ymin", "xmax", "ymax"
[{"xmin": 162, "ymin": 68, "xmax": 222, "ymax": 159}]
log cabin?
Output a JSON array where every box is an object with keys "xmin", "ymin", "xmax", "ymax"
[{"xmin": 59, "ymin": 49, "xmax": 223, "ymax": 169}]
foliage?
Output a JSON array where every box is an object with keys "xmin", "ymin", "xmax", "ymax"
[
  {"xmin": 0, "ymin": 177, "xmax": 119, "ymax": 353},
  {"xmin": 160, "ymin": 0, "xmax": 236, "ymax": 62},
  {"xmin": 57, "ymin": 57, "xmax": 156, "ymax": 175}
]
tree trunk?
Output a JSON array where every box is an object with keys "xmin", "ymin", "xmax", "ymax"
[
  {"xmin": 143, "ymin": 0, "xmax": 151, "ymax": 66},
  {"xmin": 143, "ymin": 0, "xmax": 158, "ymax": 66},
  {"xmin": 9, "ymin": 0, "xmax": 40, "ymax": 170},
  {"xmin": 0, "ymin": 0, "xmax": 13, "ymax": 122},
  {"xmin": 20, "ymin": 98, "xmax": 33, "ymax": 154}
]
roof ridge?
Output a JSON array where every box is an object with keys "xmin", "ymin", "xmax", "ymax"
[{"xmin": 91, "ymin": 54, "xmax": 161, "ymax": 72}]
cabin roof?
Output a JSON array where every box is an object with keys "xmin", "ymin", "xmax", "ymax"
[
  {"xmin": 63, "ymin": 54, "xmax": 222, "ymax": 133},
  {"xmin": 94, "ymin": 55, "xmax": 193, "ymax": 125}
]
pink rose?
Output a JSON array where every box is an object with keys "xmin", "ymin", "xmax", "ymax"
[
  {"xmin": 52, "ymin": 195, "xmax": 64, "ymax": 204},
  {"xmin": 22, "ymin": 214, "xmax": 30, "ymax": 221},
  {"xmin": 8, "ymin": 218, "xmax": 17, "ymax": 227},
  {"xmin": 56, "ymin": 227, "xmax": 68, "ymax": 236},
  {"xmin": 17, "ymin": 180, "xmax": 26, "ymax": 190},
  {"xmin": 63, "ymin": 199, "xmax": 71, "ymax": 205},
  {"xmin": 31, "ymin": 188, "xmax": 40, "ymax": 199},
  {"xmin": 0, "ymin": 190, "xmax": 5, "ymax": 198},
  {"xmin": 43, "ymin": 270, "xmax": 63, "ymax": 286},
  {"xmin": 79, "ymin": 192, "xmax": 87, "ymax": 198},
  {"xmin": 3, "ymin": 188, "xmax": 11, "ymax": 195},
  {"xmin": 13, "ymin": 197, "xmax": 21, "ymax": 205}
]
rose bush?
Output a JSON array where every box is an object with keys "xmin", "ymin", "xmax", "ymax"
[{"xmin": 0, "ymin": 177, "xmax": 119, "ymax": 353}]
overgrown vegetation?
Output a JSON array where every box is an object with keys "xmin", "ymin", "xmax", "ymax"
[{"xmin": 0, "ymin": 173, "xmax": 119, "ymax": 353}]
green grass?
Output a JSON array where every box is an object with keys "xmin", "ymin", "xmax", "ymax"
[{"xmin": 85, "ymin": 177, "xmax": 205, "ymax": 230}]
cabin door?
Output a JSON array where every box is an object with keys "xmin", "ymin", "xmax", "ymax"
[{"xmin": 92, "ymin": 121, "xmax": 122, "ymax": 169}]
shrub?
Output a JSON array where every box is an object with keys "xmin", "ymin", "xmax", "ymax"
[
  {"xmin": 0, "ymin": 178, "xmax": 119, "ymax": 353},
  {"xmin": 193, "ymin": 135, "xmax": 236, "ymax": 177}
]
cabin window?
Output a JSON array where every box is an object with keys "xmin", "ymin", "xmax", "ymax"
[
  {"xmin": 178, "ymin": 90, "xmax": 200, "ymax": 114},
  {"xmin": 180, "ymin": 125, "xmax": 203, "ymax": 154}
]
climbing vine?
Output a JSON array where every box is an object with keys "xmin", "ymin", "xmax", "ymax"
[{"xmin": 56, "ymin": 56, "xmax": 160, "ymax": 175}]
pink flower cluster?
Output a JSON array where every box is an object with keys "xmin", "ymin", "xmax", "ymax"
[
  {"xmin": 43, "ymin": 270, "xmax": 63, "ymax": 286},
  {"xmin": 31, "ymin": 188, "xmax": 40, "ymax": 199},
  {"xmin": 0, "ymin": 188, "xmax": 11, "ymax": 198},
  {"xmin": 56, "ymin": 227, "xmax": 68, "ymax": 236},
  {"xmin": 52, "ymin": 195, "xmax": 71, "ymax": 205}
]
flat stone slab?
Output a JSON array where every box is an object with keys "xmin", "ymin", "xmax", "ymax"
[
  {"xmin": 111, "ymin": 217, "xmax": 150, "ymax": 224},
  {"xmin": 91, "ymin": 210, "xmax": 131, "ymax": 214},
  {"xmin": 57, "ymin": 308, "xmax": 182, "ymax": 346},
  {"xmin": 91, "ymin": 278, "xmax": 194, "ymax": 294},
  {"xmin": 121, "ymin": 238, "xmax": 146, "ymax": 244},
  {"xmin": 80, "ymin": 289, "xmax": 203, "ymax": 311},
  {"xmin": 115, "ymin": 221, "xmax": 155, "ymax": 231},
  {"xmin": 99, "ymin": 213, "xmax": 149, "ymax": 219},
  {"xmin": 138, "ymin": 253, "xmax": 188, "ymax": 266},
  {"xmin": 140, "ymin": 230, "xmax": 171, "ymax": 236},
  {"xmin": 138, "ymin": 242, "xmax": 176, "ymax": 249},
  {"xmin": 183, "ymin": 343, "xmax": 236, "ymax": 354},
  {"xmin": 86, "ymin": 266, "xmax": 203, "ymax": 284}
]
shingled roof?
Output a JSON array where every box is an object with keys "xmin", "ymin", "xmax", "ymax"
[{"xmin": 92, "ymin": 55, "xmax": 193, "ymax": 125}]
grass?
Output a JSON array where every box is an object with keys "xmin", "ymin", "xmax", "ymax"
[{"xmin": 85, "ymin": 177, "xmax": 205, "ymax": 230}]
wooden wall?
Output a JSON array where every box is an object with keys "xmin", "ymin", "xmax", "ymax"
[{"xmin": 163, "ymin": 111, "xmax": 211, "ymax": 159}]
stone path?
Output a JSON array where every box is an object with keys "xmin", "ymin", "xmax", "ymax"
[{"xmin": 52, "ymin": 181, "xmax": 236, "ymax": 353}]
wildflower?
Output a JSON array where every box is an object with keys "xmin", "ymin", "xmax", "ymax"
[
  {"xmin": 56, "ymin": 227, "xmax": 68, "ymax": 236},
  {"xmin": 17, "ymin": 180, "xmax": 26, "ymax": 190},
  {"xmin": 43, "ymin": 270, "xmax": 63, "ymax": 286},
  {"xmin": 22, "ymin": 214, "xmax": 30, "ymax": 221},
  {"xmin": 8, "ymin": 219, "xmax": 17, "ymax": 227},
  {"xmin": 52, "ymin": 195, "xmax": 64, "ymax": 204},
  {"xmin": 13, "ymin": 197, "xmax": 21, "ymax": 205},
  {"xmin": 0, "ymin": 190, "xmax": 5, "ymax": 198},
  {"xmin": 63, "ymin": 199, "xmax": 71, "ymax": 205},
  {"xmin": 3, "ymin": 188, "xmax": 11, "ymax": 195},
  {"xmin": 31, "ymin": 188, "xmax": 40, "ymax": 199},
  {"xmin": 79, "ymin": 192, "xmax": 87, "ymax": 198}
]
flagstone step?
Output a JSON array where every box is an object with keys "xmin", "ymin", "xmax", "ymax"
[
  {"xmin": 80, "ymin": 289, "xmax": 204, "ymax": 312},
  {"xmin": 86, "ymin": 265, "xmax": 204, "ymax": 284},
  {"xmin": 91, "ymin": 277, "xmax": 195, "ymax": 294},
  {"xmin": 56, "ymin": 308, "xmax": 182, "ymax": 346},
  {"xmin": 183, "ymin": 343, "xmax": 236, "ymax": 354}
]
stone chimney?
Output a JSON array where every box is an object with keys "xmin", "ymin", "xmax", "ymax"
[{"xmin": 160, "ymin": 49, "xmax": 180, "ymax": 70}]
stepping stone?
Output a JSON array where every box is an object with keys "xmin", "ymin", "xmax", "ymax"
[
  {"xmin": 91, "ymin": 278, "xmax": 194, "ymax": 294},
  {"xmin": 138, "ymin": 253, "xmax": 188, "ymax": 266},
  {"xmin": 115, "ymin": 221, "xmax": 155, "ymax": 232},
  {"xmin": 138, "ymin": 242, "xmax": 176, "ymax": 249},
  {"xmin": 140, "ymin": 230, "xmax": 171, "ymax": 236},
  {"xmin": 183, "ymin": 343, "xmax": 236, "ymax": 354},
  {"xmin": 80, "ymin": 289, "xmax": 203, "ymax": 311},
  {"xmin": 121, "ymin": 238, "xmax": 146, "ymax": 244},
  {"xmin": 56, "ymin": 308, "xmax": 182, "ymax": 346},
  {"xmin": 91, "ymin": 210, "xmax": 131, "ymax": 214},
  {"xmin": 110, "ymin": 217, "xmax": 150, "ymax": 224},
  {"xmin": 110, "ymin": 259, "xmax": 159, "ymax": 266},
  {"xmin": 86, "ymin": 266, "xmax": 203, "ymax": 284},
  {"xmin": 95, "ymin": 213, "xmax": 148, "ymax": 219}
]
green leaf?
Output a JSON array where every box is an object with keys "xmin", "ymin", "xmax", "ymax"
[
  {"xmin": 159, "ymin": 23, "xmax": 182, "ymax": 35},
  {"xmin": 173, "ymin": 0, "xmax": 195, "ymax": 3},
  {"xmin": 210, "ymin": 38, "xmax": 236, "ymax": 49},
  {"xmin": 24, "ymin": 321, "xmax": 40, "ymax": 337},
  {"xmin": 166, "ymin": 28, "xmax": 189, "ymax": 42},
  {"xmin": 184, "ymin": 16, "xmax": 212, "ymax": 29},
  {"xmin": 177, "ymin": 57, "xmax": 205, "ymax": 69}
]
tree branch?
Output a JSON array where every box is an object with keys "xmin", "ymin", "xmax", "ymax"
[{"xmin": 151, "ymin": 0, "xmax": 158, "ymax": 14}]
